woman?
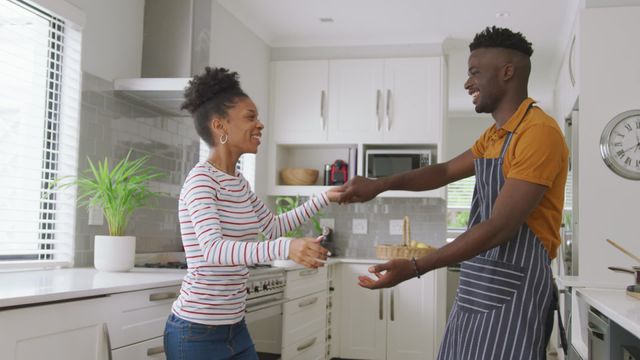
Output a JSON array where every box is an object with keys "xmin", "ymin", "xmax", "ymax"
[{"xmin": 164, "ymin": 67, "xmax": 340, "ymax": 359}]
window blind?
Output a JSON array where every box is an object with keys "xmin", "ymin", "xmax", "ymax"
[
  {"xmin": 0, "ymin": 0, "xmax": 82, "ymax": 268},
  {"xmin": 447, "ymin": 176, "xmax": 476, "ymax": 209}
]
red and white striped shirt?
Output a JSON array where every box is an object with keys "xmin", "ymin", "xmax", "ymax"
[{"xmin": 171, "ymin": 161, "xmax": 329, "ymax": 325}]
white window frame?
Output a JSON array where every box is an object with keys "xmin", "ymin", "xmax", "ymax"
[{"xmin": 0, "ymin": 0, "xmax": 82, "ymax": 269}]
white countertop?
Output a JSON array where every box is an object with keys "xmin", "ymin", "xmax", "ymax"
[
  {"xmin": 556, "ymin": 275, "xmax": 626, "ymax": 290},
  {"xmin": 272, "ymin": 257, "xmax": 386, "ymax": 270},
  {"xmin": 576, "ymin": 288, "xmax": 640, "ymax": 338},
  {"xmin": 0, "ymin": 258, "xmax": 388, "ymax": 308},
  {"xmin": 0, "ymin": 268, "xmax": 185, "ymax": 309}
]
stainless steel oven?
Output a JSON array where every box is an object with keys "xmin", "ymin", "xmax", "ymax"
[{"xmin": 245, "ymin": 267, "xmax": 286, "ymax": 360}]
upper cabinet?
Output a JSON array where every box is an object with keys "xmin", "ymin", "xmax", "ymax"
[
  {"xmin": 270, "ymin": 57, "xmax": 443, "ymax": 144},
  {"xmin": 270, "ymin": 60, "xmax": 329, "ymax": 143},
  {"xmin": 554, "ymin": 15, "xmax": 580, "ymax": 120}
]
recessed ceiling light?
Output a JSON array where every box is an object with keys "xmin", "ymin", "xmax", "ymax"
[
  {"xmin": 495, "ymin": 12, "xmax": 510, "ymax": 18},
  {"xmin": 319, "ymin": 17, "xmax": 334, "ymax": 23}
]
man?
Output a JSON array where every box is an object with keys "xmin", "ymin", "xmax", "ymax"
[{"xmin": 338, "ymin": 26, "xmax": 568, "ymax": 360}]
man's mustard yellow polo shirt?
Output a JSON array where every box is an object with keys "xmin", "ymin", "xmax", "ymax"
[{"xmin": 471, "ymin": 98, "xmax": 569, "ymax": 259}]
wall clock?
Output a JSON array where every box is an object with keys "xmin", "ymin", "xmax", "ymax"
[{"xmin": 600, "ymin": 109, "xmax": 640, "ymax": 180}]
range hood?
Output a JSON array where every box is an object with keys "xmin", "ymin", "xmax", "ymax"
[{"xmin": 113, "ymin": 0, "xmax": 211, "ymax": 116}]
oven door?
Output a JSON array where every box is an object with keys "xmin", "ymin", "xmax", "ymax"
[{"xmin": 246, "ymin": 299, "xmax": 285, "ymax": 360}]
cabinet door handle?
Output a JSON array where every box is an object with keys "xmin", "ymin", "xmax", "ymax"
[
  {"xmin": 390, "ymin": 288, "xmax": 395, "ymax": 321},
  {"xmin": 296, "ymin": 337, "xmax": 317, "ymax": 352},
  {"xmin": 102, "ymin": 323, "xmax": 113, "ymax": 360},
  {"xmin": 299, "ymin": 268, "xmax": 318, "ymax": 277},
  {"xmin": 386, "ymin": 89, "xmax": 392, "ymax": 131},
  {"xmin": 146, "ymin": 346, "xmax": 165, "ymax": 356},
  {"xmin": 149, "ymin": 291, "xmax": 179, "ymax": 302},
  {"xmin": 320, "ymin": 90, "xmax": 326, "ymax": 130},
  {"xmin": 298, "ymin": 296, "xmax": 319, "ymax": 308},
  {"xmin": 379, "ymin": 289, "xmax": 383, "ymax": 320},
  {"xmin": 376, "ymin": 89, "xmax": 382, "ymax": 130},
  {"xmin": 568, "ymin": 35, "xmax": 576, "ymax": 87}
]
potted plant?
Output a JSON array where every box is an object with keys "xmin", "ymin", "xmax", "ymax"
[
  {"xmin": 50, "ymin": 151, "xmax": 164, "ymax": 271},
  {"xmin": 275, "ymin": 195, "xmax": 323, "ymax": 237}
]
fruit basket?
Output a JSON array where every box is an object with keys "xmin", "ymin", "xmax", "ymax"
[{"xmin": 375, "ymin": 216, "xmax": 437, "ymax": 260}]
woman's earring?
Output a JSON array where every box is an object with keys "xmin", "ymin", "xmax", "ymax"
[{"xmin": 219, "ymin": 134, "xmax": 228, "ymax": 145}]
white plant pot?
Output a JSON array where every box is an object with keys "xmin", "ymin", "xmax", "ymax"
[{"xmin": 94, "ymin": 235, "xmax": 136, "ymax": 272}]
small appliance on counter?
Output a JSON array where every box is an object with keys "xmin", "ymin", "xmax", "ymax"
[{"xmin": 326, "ymin": 160, "xmax": 348, "ymax": 185}]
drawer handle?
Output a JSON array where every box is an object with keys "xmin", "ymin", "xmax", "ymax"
[
  {"xmin": 298, "ymin": 296, "xmax": 319, "ymax": 308},
  {"xmin": 296, "ymin": 337, "xmax": 317, "ymax": 352},
  {"xmin": 149, "ymin": 291, "xmax": 178, "ymax": 302},
  {"xmin": 147, "ymin": 346, "xmax": 165, "ymax": 356},
  {"xmin": 299, "ymin": 269, "xmax": 318, "ymax": 277}
]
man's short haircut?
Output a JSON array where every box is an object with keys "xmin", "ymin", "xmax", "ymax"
[{"xmin": 469, "ymin": 26, "xmax": 533, "ymax": 57}]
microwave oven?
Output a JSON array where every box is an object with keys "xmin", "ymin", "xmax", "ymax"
[{"xmin": 365, "ymin": 149, "xmax": 432, "ymax": 178}]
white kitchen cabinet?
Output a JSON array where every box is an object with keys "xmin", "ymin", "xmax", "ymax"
[
  {"xmin": 336, "ymin": 263, "xmax": 446, "ymax": 360},
  {"xmin": 327, "ymin": 57, "xmax": 443, "ymax": 144},
  {"xmin": 554, "ymin": 14, "xmax": 580, "ymax": 121},
  {"xmin": 327, "ymin": 59, "xmax": 386, "ymax": 143},
  {"xmin": 282, "ymin": 267, "xmax": 328, "ymax": 359},
  {"xmin": 0, "ymin": 296, "xmax": 111, "ymax": 360},
  {"xmin": 270, "ymin": 60, "xmax": 329, "ymax": 143},
  {"xmin": 107, "ymin": 285, "xmax": 179, "ymax": 358}
]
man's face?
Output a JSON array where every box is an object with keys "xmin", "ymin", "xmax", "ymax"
[{"xmin": 464, "ymin": 48, "xmax": 507, "ymax": 114}]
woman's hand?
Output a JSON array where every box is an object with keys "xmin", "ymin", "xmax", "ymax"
[
  {"xmin": 289, "ymin": 236, "xmax": 329, "ymax": 268},
  {"xmin": 325, "ymin": 187, "xmax": 345, "ymax": 203},
  {"xmin": 358, "ymin": 258, "xmax": 416, "ymax": 289}
]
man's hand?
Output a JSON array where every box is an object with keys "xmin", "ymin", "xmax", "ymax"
[
  {"xmin": 288, "ymin": 236, "xmax": 328, "ymax": 268},
  {"xmin": 358, "ymin": 258, "xmax": 416, "ymax": 289},
  {"xmin": 337, "ymin": 176, "xmax": 384, "ymax": 204}
]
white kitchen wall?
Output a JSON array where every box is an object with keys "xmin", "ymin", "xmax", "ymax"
[
  {"xmin": 575, "ymin": 5, "xmax": 640, "ymax": 286},
  {"xmin": 210, "ymin": 1, "xmax": 271, "ymax": 198},
  {"xmin": 65, "ymin": 0, "xmax": 144, "ymax": 80},
  {"xmin": 444, "ymin": 116, "xmax": 493, "ymax": 160}
]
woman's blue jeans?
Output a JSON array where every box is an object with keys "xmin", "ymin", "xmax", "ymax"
[{"xmin": 164, "ymin": 313, "xmax": 258, "ymax": 360}]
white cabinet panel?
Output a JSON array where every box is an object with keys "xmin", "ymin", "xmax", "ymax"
[
  {"xmin": 338, "ymin": 264, "xmax": 387, "ymax": 360},
  {"xmin": 328, "ymin": 59, "xmax": 385, "ymax": 143},
  {"xmin": 271, "ymin": 60, "xmax": 329, "ymax": 143},
  {"xmin": 383, "ymin": 57, "xmax": 442, "ymax": 143},
  {"xmin": 0, "ymin": 297, "xmax": 110, "ymax": 360}
]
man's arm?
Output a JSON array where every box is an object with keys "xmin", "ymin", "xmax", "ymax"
[
  {"xmin": 339, "ymin": 150, "xmax": 475, "ymax": 203},
  {"xmin": 358, "ymin": 177, "xmax": 547, "ymax": 289}
]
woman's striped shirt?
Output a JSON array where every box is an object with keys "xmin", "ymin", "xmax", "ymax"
[{"xmin": 171, "ymin": 161, "xmax": 329, "ymax": 325}]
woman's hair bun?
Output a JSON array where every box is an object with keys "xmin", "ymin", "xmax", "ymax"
[{"xmin": 181, "ymin": 67, "xmax": 242, "ymax": 114}]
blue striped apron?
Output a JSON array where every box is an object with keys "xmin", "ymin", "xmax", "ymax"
[{"xmin": 438, "ymin": 106, "xmax": 555, "ymax": 360}]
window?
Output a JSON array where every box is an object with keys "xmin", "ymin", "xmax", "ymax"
[
  {"xmin": 447, "ymin": 176, "xmax": 475, "ymax": 238},
  {"xmin": 0, "ymin": 0, "xmax": 82, "ymax": 268}
]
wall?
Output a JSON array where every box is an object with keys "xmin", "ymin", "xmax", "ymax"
[
  {"xmin": 74, "ymin": 74, "xmax": 200, "ymax": 266},
  {"xmin": 444, "ymin": 115, "xmax": 493, "ymax": 160},
  {"xmin": 576, "ymin": 5, "xmax": 640, "ymax": 285},
  {"xmin": 210, "ymin": 1, "xmax": 271, "ymax": 198},
  {"xmin": 65, "ymin": 0, "xmax": 144, "ymax": 80}
]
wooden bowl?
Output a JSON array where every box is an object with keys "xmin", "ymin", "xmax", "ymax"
[{"xmin": 281, "ymin": 168, "xmax": 319, "ymax": 185}]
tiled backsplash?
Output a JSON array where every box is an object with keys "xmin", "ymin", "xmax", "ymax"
[
  {"xmin": 74, "ymin": 73, "xmax": 200, "ymax": 266},
  {"xmin": 268, "ymin": 196, "xmax": 447, "ymax": 259}
]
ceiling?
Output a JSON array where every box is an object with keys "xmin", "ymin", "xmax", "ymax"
[{"xmin": 217, "ymin": 0, "xmax": 581, "ymax": 115}]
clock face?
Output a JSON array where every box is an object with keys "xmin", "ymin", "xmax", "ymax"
[{"xmin": 600, "ymin": 110, "xmax": 640, "ymax": 180}]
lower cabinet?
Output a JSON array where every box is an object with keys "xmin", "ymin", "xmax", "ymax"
[
  {"xmin": 108, "ymin": 285, "xmax": 179, "ymax": 359},
  {"xmin": 336, "ymin": 263, "xmax": 446, "ymax": 360},
  {"xmin": 0, "ymin": 296, "xmax": 111, "ymax": 360},
  {"xmin": 0, "ymin": 285, "xmax": 179, "ymax": 360},
  {"xmin": 282, "ymin": 267, "xmax": 328, "ymax": 360}
]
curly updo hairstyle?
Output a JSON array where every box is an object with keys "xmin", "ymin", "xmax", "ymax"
[
  {"xmin": 469, "ymin": 26, "xmax": 533, "ymax": 57},
  {"xmin": 181, "ymin": 67, "xmax": 248, "ymax": 146}
]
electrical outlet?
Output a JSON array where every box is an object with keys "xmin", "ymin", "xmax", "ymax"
[
  {"xmin": 320, "ymin": 218, "xmax": 335, "ymax": 229},
  {"xmin": 352, "ymin": 218, "xmax": 368, "ymax": 234},
  {"xmin": 88, "ymin": 205, "xmax": 104, "ymax": 226},
  {"xmin": 389, "ymin": 219, "xmax": 403, "ymax": 235}
]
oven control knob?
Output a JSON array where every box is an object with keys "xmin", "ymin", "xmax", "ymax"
[{"xmin": 254, "ymin": 286, "xmax": 260, "ymax": 293}]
